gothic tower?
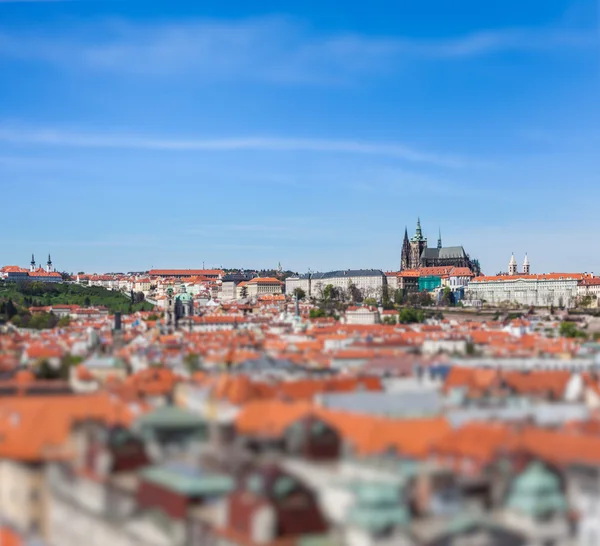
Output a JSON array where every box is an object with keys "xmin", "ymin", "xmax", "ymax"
[
  {"xmin": 409, "ymin": 218, "xmax": 428, "ymax": 269},
  {"xmin": 509, "ymin": 253, "xmax": 518, "ymax": 276},
  {"xmin": 523, "ymin": 253, "xmax": 530, "ymax": 275},
  {"xmin": 437, "ymin": 228, "xmax": 442, "ymax": 250},
  {"xmin": 400, "ymin": 226, "xmax": 411, "ymax": 270},
  {"xmin": 46, "ymin": 254, "xmax": 53, "ymax": 273}
]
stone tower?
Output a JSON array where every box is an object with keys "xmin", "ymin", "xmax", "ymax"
[
  {"xmin": 509, "ymin": 253, "xmax": 518, "ymax": 276},
  {"xmin": 523, "ymin": 253, "xmax": 530, "ymax": 275},
  {"xmin": 165, "ymin": 286, "xmax": 175, "ymax": 328},
  {"xmin": 437, "ymin": 228, "xmax": 442, "ymax": 250},
  {"xmin": 400, "ymin": 227, "xmax": 411, "ymax": 270},
  {"xmin": 409, "ymin": 218, "xmax": 428, "ymax": 270}
]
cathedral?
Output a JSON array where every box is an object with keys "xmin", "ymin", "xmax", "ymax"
[{"xmin": 401, "ymin": 218, "xmax": 481, "ymax": 275}]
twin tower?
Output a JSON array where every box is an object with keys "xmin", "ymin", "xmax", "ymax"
[{"xmin": 508, "ymin": 253, "xmax": 530, "ymax": 276}]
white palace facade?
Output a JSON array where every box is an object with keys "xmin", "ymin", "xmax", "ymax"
[{"xmin": 465, "ymin": 254, "xmax": 592, "ymax": 308}]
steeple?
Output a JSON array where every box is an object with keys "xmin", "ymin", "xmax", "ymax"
[
  {"xmin": 437, "ymin": 227, "xmax": 442, "ymax": 249},
  {"xmin": 509, "ymin": 253, "xmax": 517, "ymax": 276},
  {"xmin": 400, "ymin": 226, "xmax": 411, "ymax": 271},
  {"xmin": 30, "ymin": 254, "xmax": 36, "ymax": 272},
  {"xmin": 414, "ymin": 217, "xmax": 423, "ymax": 241},
  {"xmin": 47, "ymin": 254, "xmax": 53, "ymax": 273},
  {"xmin": 523, "ymin": 253, "xmax": 530, "ymax": 275}
]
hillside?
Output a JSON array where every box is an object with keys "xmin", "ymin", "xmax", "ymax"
[{"xmin": 0, "ymin": 281, "xmax": 154, "ymax": 315}]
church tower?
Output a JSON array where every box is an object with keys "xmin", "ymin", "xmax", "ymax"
[
  {"xmin": 165, "ymin": 286, "xmax": 175, "ymax": 330},
  {"xmin": 509, "ymin": 253, "xmax": 518, "ymax": 276},
  {"xmin": 46, "ymin": 254, "xmax": 53, "ymax": 273},
  {"xmin": 409, "ymin": 217, "xmax": 427, "ymax": 270},
  {"xmin": 30, "ymin": 254, "xmax": 36, "ymax": 272},
  {"xmin": 437, "ymin": 228, "xmax": 442, "ymax": 250},
  {"xmin": 523, "ymin": 253, "xmax": 530, "ymax": 275},
  {"xmin": 400, "ymin": 227, "xmax": 411, "ymax": 270}
]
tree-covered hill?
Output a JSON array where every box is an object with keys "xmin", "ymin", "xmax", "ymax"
[{"xmin": 0, "ymin": 281, "xmax": 153, "ymax": 315}]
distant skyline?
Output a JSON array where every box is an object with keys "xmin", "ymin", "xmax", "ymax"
[{"xmin": 1, "ymin": 0, "xmax": 599, "ymax": 275}]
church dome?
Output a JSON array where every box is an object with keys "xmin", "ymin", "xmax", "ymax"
[{"xmin": 176, "ymin": 292, "xmax": 193, "ymax": 302}]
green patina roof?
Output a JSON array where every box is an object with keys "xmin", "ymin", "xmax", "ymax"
[
  {"xmin": 141, "ymin": 465, "xmax": 234, "ymax": 497},
  {"xmin": 176, "ymin": 292, "xmax": 193, "ymax": 302},
  {"xmin": 346, "ymin": 505, "xmax": 409, "ymax": 533},
  {"xmin": 134, "ymin": 406, "xmax": 207, "ymax": 431},
  {"xmin": 350, "ymin": 481, "xmax": 403, "ymax": 506},
  {"xmin": 345, "ymin": 480, "xmax": 409, "ymax": 533},
  {"xmin": 506, "ymin": 462, "xmax": 567, "ymax": 519}
]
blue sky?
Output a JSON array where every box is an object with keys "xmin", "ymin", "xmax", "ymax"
[{"xmin": 0, "ymin": 0, "xmax": 598, "ymax": 274}]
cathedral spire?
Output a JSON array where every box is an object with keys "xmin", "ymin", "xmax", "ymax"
[
  {"xmin": 401, "ymin": 225, "xmax": 411, "ymax": 271},
  {"xmin": 414, "ymin": 217, "xmax": 423, "ymax": 241},
  {"xmin": 30, "ymin": 254, "xmax": 36, "ymax": 272},
  {"xmin": 437, "ymin": 227, "xmax": 442, "ymax": 249}
]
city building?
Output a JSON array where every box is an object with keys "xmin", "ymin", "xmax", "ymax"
[
  {"xmin": 466, "ymin": 271, "xmax": 591, "ymax": 308},
  {"xmin": 220, "ymin": 272, "xmax": 256, "ymax": 301},
  {"xmin": 245, "ymin": 276, "xmax": 284, "ymax": 299},
  {"xmin": 286, "ymin": 269, "xmax": 387, "ymax": 300},
  {"xmin": 577, "ymin": 277, "xmax": 600, "ymax": 307},
  {"xmin": 401, "ymin": 219, "xmax": 480, "ymax": 275},
  {"xmin": 0, "ymin": 254, "xmax": 62, "ymax": 283},
  {"xmin": 148, "ymin": 269, "xmax": 224, "ymax": 280},
  {"xmin": 345, "ymin": 305, "xmax": 380, "ymax": 325}
]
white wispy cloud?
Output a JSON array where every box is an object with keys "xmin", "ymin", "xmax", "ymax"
[
  {"xmin": 0, "ymin": 16, "xmax": 595, "ymax": 83},
  {"xmin": 0, "ymin": 125, "xmax": 473, "ymax": 168}
]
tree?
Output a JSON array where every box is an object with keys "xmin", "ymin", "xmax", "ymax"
[
  {"xmin": 559, "ymin": 321, "xmax": 587, "ymax": 339},
  {"xmin": 57, "ymin": 316, "xmax": 71, "ymax": 328},
  {"xmin": 5, "ymin": 299, "xmax": 18, "ymax": 320},
  {"xmin": 394, "ymin": 289, "xmax": 404, "ymax": 305},
  {"xmin": 381, "ymin": 285, "xmax": 390, "ymax": 304},
  {"xmin": 84, "ymin": 296, "xmax": 91, "ymax": 307},
  {"xmin": 184, "ymin": 353, "xmax": 202, "ymax": 374},
  {"xmin": 133, "ymin": 292, "xmax": 145, "ymax": 304},
  {"xmin": 441, "ymin": 287, "xmax": 454, "ymax": 307},
  {"xmin": 240, "ymin": 286, "xmax": 248, "ymax": 299},
  {"xmin": 398, "ymin": 307, "xmax": 425, "ymax": 324},
  {"xmin": 347, "ymin": 282, "xmax": 363, "ymax": 304},
  {"xmin": 363, "ymin": 297, "xmax": 378, "ymax": 307},
  {"xmin": 37, "ymin": 359, "xmax": 62, "ymax": 380},
  {"xmin": 383, "ymin": 315, "xmax": 397, "ymax": 325},
  {"xmin": 293, "ymin": 287, "xmax": 306, "ymax": 300},
  {"xmin": 418, "ymin": 291, "xmax": 434, "ymax": 307},
  {"xmin": 309, "ymin": 308, "xmax": 327, "ymax": 319},
  {"xmin": 579, "ymin": 295, "xmax": 594, "ymax": 308}
]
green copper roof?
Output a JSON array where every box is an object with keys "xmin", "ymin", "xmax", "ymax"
[
  {"xmin": 176, "ymin": 291, "xmax": 193, "ymax": 302},
  {"xmin": 346, "ymin": 505, "xmax": 409, "ymax": 533},
  {"xmin": 506, "ymin": 462, "xmax": 567, "ymax": 519},
  {"xmin": 345, "ymin": 480, "xmax": 409, "ymax": 533},
  {"xmin": 351, "ymin": 482, "xmax": 403, "ymax": 506},
  {"xmin": 141, "ymin": 464, "xmax": 234, "ymax": 497},
  {"xmin": 134, "ymin": 406, "xmax": 207, "ymax": 431}
]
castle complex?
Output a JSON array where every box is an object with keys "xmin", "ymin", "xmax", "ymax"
[{"xmin": 401, "ymin": 218, "xmax": 481, "ymax": 275}]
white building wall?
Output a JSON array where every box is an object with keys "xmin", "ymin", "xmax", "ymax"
[{"xmin": 466, "ymin": 278, "xmax": 580, "ymax": 308}]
